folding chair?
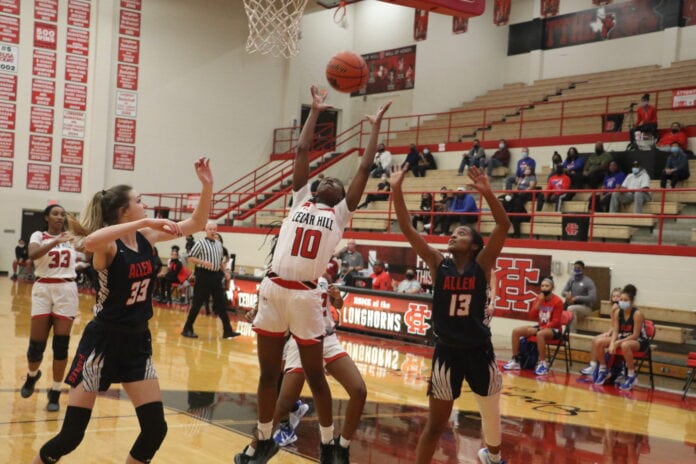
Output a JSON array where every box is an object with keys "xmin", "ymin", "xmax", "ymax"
[
  {"xmin": 171, "ymin": 267, "xmax": 193, "ymax": 304},
  {"xmin": 527, "ymin": 310, "xmax": 573, "ymax": 373},
  {"xmin": 681, "ymin": 352, "xmax": 696, "ymax": 400},
  {"xmin": 613, "ymin": 319, "xmax": 656, "ymax": 389}
]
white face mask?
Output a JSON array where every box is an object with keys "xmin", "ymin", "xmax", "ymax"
[
  {"xmin": 499, "ymin": 143, "xmax": 505, "ymax": 149},
  {"xmin": 632, "ymin": 167, "xmax": 640, "ymax": 175},
  {"xmin": 521, "ymin": 152, "xmax": 528, "ymax": 158}
]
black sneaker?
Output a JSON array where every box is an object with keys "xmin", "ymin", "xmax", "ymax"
[
  {"xmin": 320, "ymin": 441, "xmax": 336, "ymax": 464},
  {"xmin": 233, "ymin": 439, "xmax": 279, "ymax": 464},
  {"xmin": 10, "ymin": 273, "xmax": 17, "ymax": 281},
  {"xmin": 47, "ymin": 389, "xmax": 60, "ymax": 412},
  {"xmin": 222, "ymin": 331, "xmax": 241, "ymax": 339},
  {"xmin": 21, "ymin": 370, "xmax": 42, "ymax": 398},
  {"xmin": 181, "ymin": 329, "xmax": 198, "ymax": 339},
  {"xmin": 334, "ymin": 437, "xmax": 350, "ymax": 464}
]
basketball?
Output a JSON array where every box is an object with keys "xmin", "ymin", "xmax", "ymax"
[{"xmin": 326, "ymin": 51, "xmax": 368, "ymax": 93}]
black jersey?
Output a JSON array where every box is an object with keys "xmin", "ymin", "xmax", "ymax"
[
  {"xmin": 431, "ymin": 257, "xmax": 491, "ymax": 348},
  {"xmin": 617, "ymin": 307, "xmax": 647, "ymax": 340},
  {"xmin": 94, "ymin": 232, "xmax": 157, "ymax": 327}
]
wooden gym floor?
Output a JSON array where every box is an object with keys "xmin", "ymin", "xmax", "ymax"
[{"xmin": 1, "ymin": 278, "xmax": 695, "ymax": 463}]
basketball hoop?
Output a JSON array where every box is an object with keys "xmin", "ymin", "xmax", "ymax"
[
  {"xmin": 243, "ymin": 0, "xmax": 309, "ymax": 58},
  {"xmin": 333, "ymin": 1, "xmax": 347, "ymax": 24}
]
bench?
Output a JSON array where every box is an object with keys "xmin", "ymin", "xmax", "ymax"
[
  {"xmin": 576, "ymin": 316, "xmax": 692, "ymax": 344},
  {"xmin": 599, "ymin": 300, "xmax": 696, "ymax": 328},
  {"xmin": 479, "ymin": 217, "xmax": 637, "ymax": 241}
]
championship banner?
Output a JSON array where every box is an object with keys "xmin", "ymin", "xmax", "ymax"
[
  {"xmin": 493, "ymin": 0, "xmax": 511, "ymax": 26},
  {"xmin": 413, "ymin": 9, "xmax": 428, "ymax": 41},
  {"xmin": 672, "ymin": 87, "xmax": 696, "ymax": 109},
  {"xmin": 685, "ymin": 0, "xmax": 696, "ymax": 27},
  {"xmin": 540, "ymin": 0, "xmax": 559, "ymax": 18},
  {"xmin": 351, "ymin": 46, "xmax": 416, "ymax": 97},
  {"xmin": 453, "ymin": 17, "xmax": 468, "ymax": 34}
]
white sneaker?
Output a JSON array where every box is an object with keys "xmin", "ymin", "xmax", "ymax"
[
  {"xmin": 478, "ymin": 447, "xmax": 506, "ymax": 464},
  {"xmin": 503, "ymin": 359, "xmax": 520, "ymax": 370},
  {"xmin": 288, "ymin": 401, "xmax": 309, "ymax": 430},
  {"xmin": 579, "ymin": 365, "xmax": 595, "ymax": 376}
]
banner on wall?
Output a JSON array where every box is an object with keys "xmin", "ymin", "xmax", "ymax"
[
  {"xmin": 592, "ymin": 0, "xmax": 612, "ymax": 5},
  {"xmin": 34, "ymin": 22, "xmax": 57, "ymax": 50},
  {"xmin": 26, "ymin": 162, "xmax": 51, "ymax": 190},
  {"xmin": 58, "ymin": 166, "xmax": 81, "ymax": 193},
  {"xmin": 0, "ymin": 130, "xmax": 13, "ymax": 157},
  {"xmin": 540, "ymin": 0, "xmax": 559, "ymax": 18},
  {"xmin": 672, "ymin": 88, "xmax": 696, "ymax": 109},
  {"xmin": 453, "ymin": 16, "xmax": 468, "ymax": 34},
  {"xmin": 0, "ymin": 158, "xmax": 11, "ymax": 186},
  {"xmin": 0, "ymin": 1, "xmax": 20, "ymax": 16},
  {"xmin": 351, "ymin": 46, "xmax": 416, "ymax": 97},
  {"xmin": 493, "ymin": 0, "xmax": 511, "ymax": 26},
  {"xmin": 0, "ymin": 43, "xmax": 18, "ymax": 74},
  {"xmin": 113, "ymin": 144, "xmax": 135, "ymax": 170},
  {"xmin": 685, "ymin": 0, "xmax": 696, "ymax": 26},
  {"xmin": 0, "ymin": 14, "xmax": 20, "ymax": 43},
  {"xmin": 33, "ymin": 50, "xmax": 56, "ymax": 78},
  {"xmin": 0, "ymin": 73, "xmax": 16, "ymax": 100},
  {"xmin": 413, "ymin": 9, "xmax": 428, "ymax": 41}
]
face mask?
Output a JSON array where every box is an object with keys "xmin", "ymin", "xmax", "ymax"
[
  {"xmin": 541, "ymin": 290, "xmax": 552, "ymax": 297},
  {"xmin": 595, "ymin": 147, "xmax": 603, "ymax": 155},
  {"xmin": 405, "ymin": 274, "xmax": 415, "ymax": 280},
  {"xmin": 618, "ymin": 301, "xmax": 630, "ymax": 310},
  {"xmin": 574, "ymin": 269, "xmax": 583, "ymax": 277},
  {"xmin": 671, "ymin": 146, "xmax": 680, "ymax": 153},
  {"xmin": 521, "ymin": 152, "xmax": 529, "ymax": 158},
  {"xmin": 499, "ymin": 143, "xmax": 505, "ymax": 149},
  {"xmin": 671, "ymin": 128, "xmax": 679, "ymax": 133},
  {"xmin": 642, "ymin": 101, "xmax": 648, "ymax": 107},
  {"xmin": 632, "ymin": 167, "xmax": 640, "ymax": 175},
  {"xmin": 555, "ymin": 168, "xmax": 564, "ymax": 175},
  {"xmin": 423, "ymin": 149, "xmax": 430, "ymax": 154}
]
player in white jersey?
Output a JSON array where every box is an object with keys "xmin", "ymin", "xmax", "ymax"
[
  {"xmin": 20, "ymin": 204, "xmax": 79, "ymax": 413},
  {"xmin": 272, "ymin": 275, "xmax": 366, "ymax": 464},
  {"xmin": 235, "ymin": 85, "xmax": 390, "ymax": 464}
]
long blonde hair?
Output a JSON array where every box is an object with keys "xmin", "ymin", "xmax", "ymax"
[{"xmin": 68, "ymin": 185, "xmax": 132, "ymax": 238}]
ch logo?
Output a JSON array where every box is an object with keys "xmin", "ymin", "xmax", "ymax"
[{"xmin": 565, "ymin": 223, "xmax": 579, "ymax": 236}]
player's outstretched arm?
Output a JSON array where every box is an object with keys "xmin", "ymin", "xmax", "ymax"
[
  {"xmin": 174, "ymin": 157, "xmax": 214, "ymax": 237},
  {"xmin": 345, "ymin": 100, "xmax": 392, "ymax": 211},
  {"xmin": 294, "ymin": 85, "xmax": 331, "ymax": 191}
]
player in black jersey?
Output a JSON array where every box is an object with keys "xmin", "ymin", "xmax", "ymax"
[
  {"xmin": 32, "ymin": 158, "xmax": 214, "ymax": 464},
  {"xmin": 389, "ymin": 164, "xmax": 511, "ymax": 464}
]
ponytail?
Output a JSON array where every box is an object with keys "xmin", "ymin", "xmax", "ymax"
[{"xmin": 68, "ymin": 185, "xmax": 132, "ymax": 241}]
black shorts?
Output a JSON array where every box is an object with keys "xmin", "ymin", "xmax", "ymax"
[
  {"xmin": 427, "ymin": 341, "xmax": 502, "ymax": 400},
  {"xmin": 534, "ymin": 325, "xmax": 562, "ymax": 340},
  {"xmin": 65, "ymin": 319, "xmax": 157, "ymax": 392}
]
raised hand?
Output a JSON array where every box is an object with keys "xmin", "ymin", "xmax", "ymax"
[
  {"xmin": 194, "ymin": 157, "xmax": 213, "ymax": 187},
  {"xmin": 466, "ymin": 166, "xmax": 492, "ymax": 194},
  {"xmin": 365, "ymin": 100, "xmax": 392, "ymax": 125},
  {"xmin": 310, "ymin": 85, "xmax": 332, "ymax": 112},
  {"xmin": 387, "ymin": 164, "xmax": 408, "ymax": 189}
]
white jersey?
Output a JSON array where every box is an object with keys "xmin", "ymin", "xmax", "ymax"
[
  {"xmin": 318, "ymin": 276, "xmax": 338, "ymax": 334},
  {"xmin": 29, "ymin": 231, "xmax": 77, "ymax": 279},
  {"xmin": 271, "ymin": 184, "xmax": 352, "ymax": 281}
]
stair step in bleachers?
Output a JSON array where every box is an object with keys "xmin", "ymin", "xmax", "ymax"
[{"xmin": 692, "ymin": 228, "xmax": 696, "ymax": 242}]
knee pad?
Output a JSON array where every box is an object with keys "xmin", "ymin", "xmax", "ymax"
[
  {"xmin": 130, "ymin": 401, "xmax": 168, "ymax": 463},
  {"xmin": 27, "ymin": 339, "xmax": 47, "ymax": 363},
  {"xmin": 39, "ymin": 406, "xmax": 92, "ymax": 462},
  {"xmin": 52, "ymin": 335, "xmax": 70, "ymax": 361}
]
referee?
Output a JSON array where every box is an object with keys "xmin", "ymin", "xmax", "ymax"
[{"xmin": 181, "ymin": 222, "xmax": 239, "ymax": 339}]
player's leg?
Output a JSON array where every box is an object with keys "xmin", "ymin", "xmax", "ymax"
[
  {"xmin": 415, "ymin": 397, "xmax": 454, "ymax": 464},
  {"xmin": 47, "ymin": 316, "xmax": 74, "ymax": 411},
  {"xmin": 504, "ymin": 326, "xmax": 536, "ymax": 369},
  {"xmin": 593, "ymin": 336, "xmax": 614, "ymax": 384},
  {"xmin": 326, "ymin": 354, "xmax": 366, "ymax": 462},
  {"xmin": 296, "ymin": 341, "xmax": 333, "ymax": 437},
  {"xmin": 122, "ymin": 379, "xmax": 168, "ymax": 464},
  {"xmin": 22, "ymin": 307, "xmax": 52, "ymax": 398}
]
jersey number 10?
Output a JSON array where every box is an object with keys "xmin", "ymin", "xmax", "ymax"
[{"xmin": 291, "ymin": 227, "xmax": 322, "ymax": 259}]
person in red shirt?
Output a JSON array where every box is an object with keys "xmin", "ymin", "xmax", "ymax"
[
  {"xmin": 657, "ymin": 122, "xmax": 688, "ymax": 150},
  {"xmin": 536, "ymin": 165, "xmax": 571, "ymax": 212},
  {"xmin": 369, "ymin": 260, "xmax": 391, "ymax": 291},
  {"xmin": 630, "ymin": 93, "xmax": 658, "ymax": 149}
]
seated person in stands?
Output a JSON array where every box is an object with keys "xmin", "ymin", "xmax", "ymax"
[
  {"xmin": 334, "ymin": 239, "xmax": 365, "ymax": 286},
  {"xmin": 412, "ymin": 193, "xmax": 434, "ymax": 231},
  {"xmin": 395, "ymin": 268, "xmax": 422, "ymax": 294},
  {"xmin": 426, "ymin": 186, "xmax": 450, "ymax": 234},
  {"xmin": 593, "ymin": 284, "xmax": 647, "ymax": 391},
  {"xmin": 609, "ymin": 161, "xmax": 651, "ymax": 214},
  {"xmin": 563, "ymin": 260, "xmax": 597, "ymax": 333},
  {"xmin": 583, "ymin": 142, "xmax": 614, "ymax": 189},
  {"xmin": 660, "ymin": 142, "xmax": 690, "ymax": 189},
  {"xmin": 536, "ymin": 165, "xmax": 571, "ymax": 212},
  {"xmin": 580, "ymin": 287, "xmax": 622, "ymax": 377},
  {"xmin": 402, "ymin": 143, "xmax": 425, "ymax": 177},
  {"xmin": 562, "ymin": 146, "xmax": 585, "ymax": 193},
  {"xmin": 357, "ymin": 174, "xmax": 390, "ymax": 209},
  {"xmin": 657, "ymin": 122, "xmax": 687, "ymax": 151},
  {"xmin": 486, "ymin": 139, "xmax": 511, "ymax": 177},
  {"xmin": 457, "ymin": 138, "xmax": 486, "ymax": 175},
  {"xmin": 370, "ymin": 143, "xmax": 392, "ymax": 178},
  {"xmin": 590, "ymin": 161, "xmax": 625, "ymax": 212},
  {"xmin": 369, "ymin": 260, "xmax": 391, "ymax": 291},
  {"xmin": 503, "ymin": 277, "xmax": 564, "ymax": 375},
  {"xmin": 440, "ymin": 186, "xmax": 478, "ymax": 235},
  {"xmin": 10, "ymin": 238, "xmax": 31, "ymax": 280},
  {"xmin": 421, "ymin": 147, "xmax": 437, "ymax": 171},
  {"xmin": 158, "ymin": 246, "xmax": 183, "ymax": 304},
  {"xmin": 505, "ymin": 147, "xmax": 536, "ymax": 190},
  {"xmin": 629, "ymin": 93, "xmax": 658, "ymax": 149},
  {"xmin": 501, "ymin": 168, "xmax": 537, "ymax": 237},
  {"xmin": 550, "ymin": 151, "xmax": 563, "ymax": 172}
]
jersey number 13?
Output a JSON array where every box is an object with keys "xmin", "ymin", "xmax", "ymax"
[{"xmin": 449, "ymin": 294, "xmax": 471, "ymax": 317}]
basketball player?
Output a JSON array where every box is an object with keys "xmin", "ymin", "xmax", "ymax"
[
  {"xmin": 32, "ymin": 157, "xmax": 214, "ymax": 464},
  {"xmin": 234, "ymin": 85, "xmax": 390, "ymax": 464},
  {"xmin": 388, "ymin": 164, "xmax": 510, "ymax": 464},
  {"xmin": 20, "ymin": 204, "xmax": 79, "ymax": 413},
  {"xmin": 272, "ymin": 273, "xmax": 365, "ymax": 464}
]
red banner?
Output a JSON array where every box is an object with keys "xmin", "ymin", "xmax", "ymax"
[
  {"xmin": 61, "ymin": 139, "xmax": 83, "ymax": 165},
  {"xmin": 0, "ymin": 73, "xmax": 16, "ymax": 101},
  {"xmin": 119, "ymin": 9, "xmax": 140, "ymax": 37},
  {"xmin": 592, "ymin": 0, "xmax": 612, "ymax": 4},
  {"xmin": 413, "ymin": 9, "xmax": 428, "ymax": 41},
  {"xmin": 34, "ymin": 0, "xmax": 58, "ymax": 22},
  {"xmin": 64, "ymin": 83, "xmax": 87, "ymax": 111},
  {"xmin": 453, "ymin": 17, "xmax": 468, "ymax": 34},
  {"xmin": 0, "ymin": 102, "xmax": 15, "ymax": 129},
  {"xmin": 121, "ymin": 0, "xmax": 142, "ymax": 10},
  {"xmin": 34, "ymin": 22, "xmax": 57, "ymax": 49},
  {"xmin": 113, "ymin": 144, "xmax": 135, "ymax": 170},
  {"xmin": 672, "ymin": 87, "xmax": 696, "ymax": 109},
  {"xmin": 0, "ymin": 0, "xmax": 19, "ymax": 15},
  {"xmin": 30, "ymin": 106, "xmax": 53, "ymax": 134},
  {"xmin": 0, "ymin": 14, "xmax": 19, "ymax": 43},
  {"xmin": 66, "ymin": 27, "xmax": 89, "ymax": 56},
  {"xmin": 118, "ymin": 37, "xmax": 139, "ymax": 64},
  {"xmin": 65, "ymin": 55, "xmax": 88, "ymax": 83},
  {"xmin": 29, "ymin": 134, "xmax": 52, "ymax": 161},
  {"xmin": 353, "ymin": 46, "xmax": 416, "ymax": 97},
  {"xmin": 0, "ymin": 159, "xmax": 11, "ymax": 186},
  {"xmin": 0, "ymin": 130, "xmax": 13, "ymax": 158},
  {"xmin": 58, "ymin": 166, "xmax": 81, "ymax": 193},
  {"xmin": 115, "ymin": 118, "xmax": 136, "ymax": 144},
  {"xmin": 31, "ymin": 78, "xmax": 55, "ymax": 106},
  {"xmin": 117, "ymin": 63, "xmax": 138, "ymax": 90},
  {"xmin": 494, "ymin": 0, "xmax": 511, "ymax": 26},
  {"xmin": 26, "ymin": 162, "xmax": 51, "ymax": 190},
  {"xmin": 67, "ymin": 0, "xmax": 90, "ymax": 28},
  {"xmin": 685, "ymin": 0, "xmax": 696, "ymax": 27},
  {"xmin": 33, "ymin": 50, "xmax": 56, "ymax": 78},
  {"xmin": 541, "ymin": 0, "xmax": 559, "ymax": 18}
]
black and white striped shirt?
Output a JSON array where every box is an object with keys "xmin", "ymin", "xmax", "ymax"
[{"xmin": 189, "ymin": 238, "xmax": 224, "ymax": 272}]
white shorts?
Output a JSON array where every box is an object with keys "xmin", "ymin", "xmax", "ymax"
[
  {"xmin": 253, "ymin": 276, "xmax": 325, "ymax": 344},
  {"xmin": 31, "ymin": 281, "xmax": 79, "ymax": 320},
  {"xmin": 284, "ymin": 333, "xmax": 348, "ymax": 373}
]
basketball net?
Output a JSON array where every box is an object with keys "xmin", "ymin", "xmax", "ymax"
[{"xmin": 243, "ymin": 0, "xmax": 309, "ymax": 59}]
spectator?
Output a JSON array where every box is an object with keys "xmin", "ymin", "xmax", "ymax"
[
  {"xmin": 502, "ymin": 168, "xmax": 536, "ymax": 237},
  {"xmin": 629, "ymin": 93, "xmax": 658, "ymax": 149},
  {"xmin": 550, "ymin": 151, "xmax": 563, "ymax": 172},
  {"xmin": 657, "ymin": 122, "xmax": 687, "ymax": 150},
  {"xmin": 427, "ymin": 186, "xmax": 450, "ymax": 235},
  {"xmin": 11, "ymin": 238, "xmax": 31, "ymax": 280},
  {"xmin": 660, "ymin": 143, "xmax": 690, "ymax": 188},
  {"xmin": 563, "ymin": 147, "xmax": 585, "ymax": 191},
  {"xmin": 562, "ymin": 260, "xmax": 597, "ymax": 333},
  {"xmin": 590, "ymin": 161, "xmax": 625, "ymax": 212},
  {"xmin": 369, "ymin": 260, "xmax": 391, "ymax": 291},
  {"xmin": 356, "ymin": 174, "xmax": 390, "ymax": 209},
  {"xmin": 536, "ymin": 165, "xmax": 571, "ymax": 212},
  {"xmin": 440, "ymin": 187, "xmax": 479, "ymax": 235},
  {"xmin": 421, "ymin": 147, "xmax": 437, "ymax": 171},
  {"xmin": 583, "ymin": 142, "xmax": 614, "ymax": 189},
  {"xmin": 457, "ymin": 139, "xmax": 486, "ymax": 175},
  {"xmin": 579, "ymin": 287, "xmax": 622, "ymax": 377},
  {"xmin": 334, "ymin": 239, "xmax": 365, "ymax": 286},
  {"xmin": 503, "ymin": 277, "xmax": 564, "ymax": 375},
  {"xmin": 486, "ymin": 139, "xmax": 511, "ymax": 177},
  {"xmin": 403, "ymin": 144, "xmax": 425, "ymax": 177},
  {"xmin": 505, "ymin": 147, "xmax": 536, "ymax": 190},
  {"xmin": 370, "ymin": 143, "xmax": 392, "ymax": 178},
  {"xmin": 158, "ymin": 247, "xmax": 183, "ymax": 304},
  {"xmin": 609, "ymin": 161, "xmax": 651, "ymax": 214},
  {"xmin": 395, "ymin": 269, "xmax": 422, "ymax": 294},
  {"xmin": 412, "ymin": 193, "xmax": 434, "ymax": 232}
]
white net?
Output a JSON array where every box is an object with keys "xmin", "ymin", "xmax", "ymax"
[{"xmin": 243, "ymin": 0, "xmax": 309, "ymax": 59}]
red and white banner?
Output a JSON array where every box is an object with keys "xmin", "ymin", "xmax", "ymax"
[
  {"xmin": 61, "ymin": 138, "xmax": 83, "ymax": 164},
  {"xmin": 65, "ymin": 55, "xmax": 88, "ymax": 83},
  {"xmin": 0, "ymin": 158, "xmax": 11, "ymax": 186},
  {"xmin": 67, "ymin": 0, "xmax": 90, "ymax": 28},
  {"xmin": 0, "ymin": 130, "xmax": 13, "ymax": 157},
  {"xmin": 413, "ymin": 9, "xmax": 428, "ymax": 41},
  {"xmin": 0, "ymin": 73, "xmax": 16, "ymax": 101},
  {"xmin": 0, "ymin": 14, "xmax": 19, "ymax": 43},
  {"xmin": 0, "ymin": 101, "xmax": 15, "ymax": 129},
  {"xmin": 0, "ymin": 43, "xmax": 18, "ymax": 74},
  {"xmin": 116, "ymin": 90, "xmax": 137, "ymax": 117},
  {"xmin": 541, "ymin": 0, "xmax": 559, "ymax": 18},
  {"xmin": 66, "ymin": 27, "xmax": 89, "ymax": 56},
  {"xmin": 31, "ymin": 78, "xmax": 55, "ymax": 106},
  {"xmin": 494, "ymin": 0, "xmax": 511, "ymax": 26},
  {"xmin": 121, "ymin": 0, "xmax": 142, "ymax": 10},
  {"xmin": 118, "ymin": 37, "xmax": 139, "ymax": 64},
  {"xmin": 453, "ymin": 17, "xmax": 468, "ymax": 34},
  {"xmin": 672, "ymin": 87, "xmax": 696, "ymax": 109},
  {"xmin": 64, "ymin": 83, "xmax": 87, "ymax": 111},
  {"xmin": 34, "ymin": 22, "xmax": 58, "ymax": 50},
  {"xmin": 115, "ymin": 118, "xmax": 136, "ymax": 144},
  {"xmin": 113, "ymin": 144, "xmax": 135, "ymax": 170},
  {"xmin": 62, "ymin": 109, "xmax": 85, "ymax": 138},
  {"xmin": 58, "ymin": 165, "xmax": 81, "ymax": 193},
  {"xmin": 26, "ymin": 162, "xmax": 51, "ymax": 190},
  {"xmin": 119, "ymin": 9, "xmax": 140, "ymax": 37},
  {"xmin": 34, "ymin": 0, "xmax": 58, "ymax": 22},
  {"xmin": 28, "ymin": 134, "xmax": 52, "ymax": 161},
  {"xmin": 30, "ymin": 106, "xmax": 54, "ymax": 134},
  {"xmin": 0, "ymin": 0, "xmax": 19, "ymax": 16},
  {"xmin": 33, "ymin": 50, "xmax": 56, "ymax": 78},
  {"xmin": 117, "ymin": 63, "xmax": 138, "ymax": 90}
]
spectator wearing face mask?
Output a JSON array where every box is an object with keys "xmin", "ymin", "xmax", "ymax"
[
  {"xmin": 550, "ymin": 151, "xmax": 563, "ymax": 172},
  {"xmin": 582, "ymin": 142, "xmax": 614, "ymax": 189},
  {"xmin": 370, "ymin": 260, "xmax": 392, "ymax": 291},
  {"xmin": 502, "ymin": 167, "xmax": 536, "ymax": 237},
  {"xmin": 629, "ymin": 93, "xmax": 658, "ymax": 149},
  {"xmin": 370, "ymin": 143, "xmax": 392, "ymax": 178},
  {"xmin": 562, "ymin": 147, "xmax": 585, "ymax": 192},
  {"xmin": 657, "ymin": 122, "xmax": 687, "ymax": 150},
  {"xmin": 486, "ymin": 139, "xmax": 511, "ymax": 177},
  {"xmin": 609, "ymin": 161, "xmax": 651, "ymax": 213},
  {"xmin": 421, "ymin": 147, "xmax": 437, "ymax": 171},
  {"xmin": 660, "ymin": 142, "xmax": 690, "ymax": 188},
  {"xmin": 536, "ymin": 165, "xmax": 571, "ymax": 212},
  {"xmin": 579, "ymin": 287, "xmax": 623, "ymax": 378},
  {"xmin": 562, "ymin": 260, "xmax": 597, "ymax": 333},
  {"xmin": 440, "ymin": 187, "xmax": 479, "ymax": 235},
  {"xmin": 590, "ymin": 161, "xmax": 625, "ymax": 213},
  {"xmin": 458, "ymin": 139, "xmax": 486, "ymax": 175},
  {"xmin": 403, "ymin": 144, "xmax": 425, "ymax": 177},
  {"xmin": 505, "ymin": 148, "xmax": 536, "ymax": 190},
  {"xmin": 395, "ymin": 269, "xmax": 422, "ymax": 294}
]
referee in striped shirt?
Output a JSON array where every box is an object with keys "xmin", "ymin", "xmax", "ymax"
[{"xmin": 181, "ymin": 222, "xmax": 239, "ymax": 339}]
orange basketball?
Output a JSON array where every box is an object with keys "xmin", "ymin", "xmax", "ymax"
[{"xmin": 326, "ymin": 51, "xmax": 368, "ymax": 94}]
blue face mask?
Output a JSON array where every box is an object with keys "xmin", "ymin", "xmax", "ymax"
[
  {"xmin": 521, "ymin": 152, "xmax": 528, "ymax": 158},
  {"xmin": 618, "ymin": 301, "xmax": 630, "ymax": 310},
  {"xmin": 574, "ymin": 269, "xmax": 583, "ymax": 278},
  {"xmin": 671, "ymin": 146, "xmax": 680, "ymax": 153},
  {"xmin": 632, "ymin": 167, "xmax": 640, "ymax": 175}
]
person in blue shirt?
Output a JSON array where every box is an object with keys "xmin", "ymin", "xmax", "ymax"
[
  {"xmin": 660, "ymin": 142, "xmax": 690, "ymax": 188},
  {"xmin": 505, "ymin": 147, "xmax": 536, "ymax": 190},
  {"xmin": 440, "ymin": 187, "xmax": 479, "ymax": 235},
  {"xmin": 562, "ymin": 147, "xmax": 585, "ymax": 195},
  {"xmin": 590, "ymin": 160, "xmax": 626, "ymax": 212}
]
